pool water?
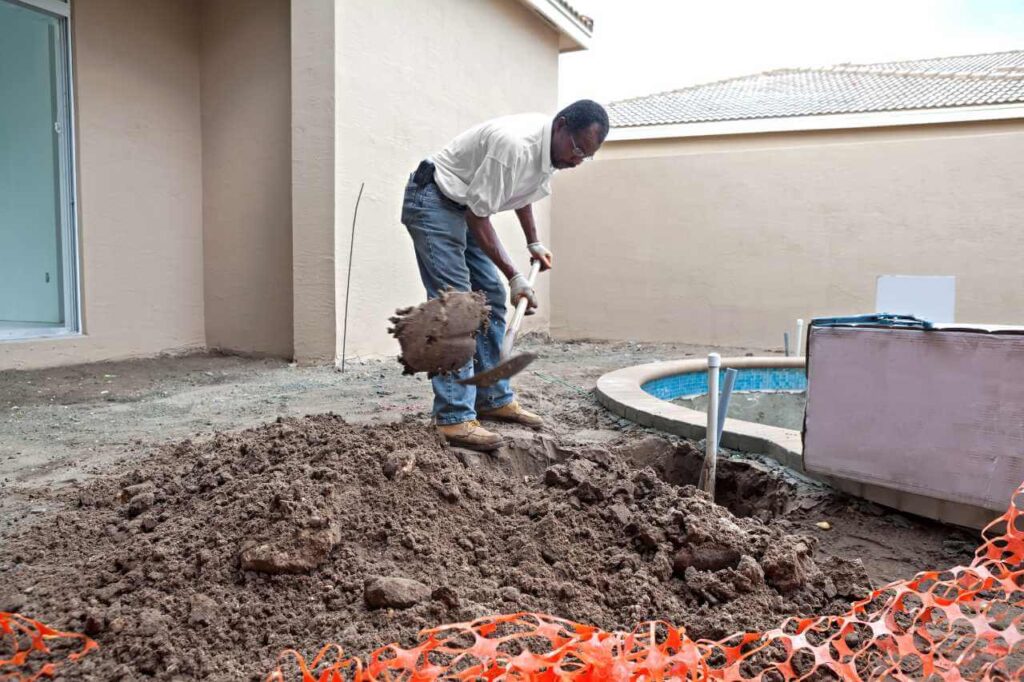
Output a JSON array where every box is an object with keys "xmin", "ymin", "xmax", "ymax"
[
  {"xmin": 673, "ymin": 391, "xmax": 806, "ymax": 431},
  {"xmin": 642, "ymin": 367, "xmax": 807, "ymax": 431}
]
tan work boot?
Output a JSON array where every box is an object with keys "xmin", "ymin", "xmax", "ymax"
[
  {"xmin": 478, "ymin": 400, "xmax": 544, "ymax": 430},
  {"xmin": 437, "ymin": 420, "xmax": 505, "ymax": 452}
]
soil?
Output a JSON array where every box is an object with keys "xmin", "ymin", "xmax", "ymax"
[
  {"xmin": 0, "ymin": 337, "xmax": 981, "ymax": 680},
  {"xmin": 388, "ymin": 290, "xmax": 490, "ymax": 375}
]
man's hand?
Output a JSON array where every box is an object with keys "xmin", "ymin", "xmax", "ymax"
[
  {"xmin": 508, "ymin": 273, "xmax": 539, "ymax": 315},
  {"xmin": 528, "ymin": 242, "xmax": 553, "ymax": 271}
]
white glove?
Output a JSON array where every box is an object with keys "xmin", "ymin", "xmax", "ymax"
[
  {"xmin": 508, "ymin": 273, "xmax": 538, "ymax": 315},
  {"xmin": 528, "ymin": 242, "xmax": 553, "ymax": 271}
]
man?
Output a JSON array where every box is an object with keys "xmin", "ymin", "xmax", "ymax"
[{"xmin": 401, "ymin": 99, "xmax": 609, "ymax": 451}]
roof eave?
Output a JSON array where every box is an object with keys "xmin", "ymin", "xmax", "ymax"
[
  {"xmin": 607, "ymin": 103, "xmax": 1024, "ymax": 141},
  {"xmin": 516, "ymin": 0, "xmax": 593, "ymax": 53}
]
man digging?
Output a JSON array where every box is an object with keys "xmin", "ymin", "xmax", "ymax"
[{"xmin": 401, "ymin": 100, "xmax": 609, "ymax": 451}]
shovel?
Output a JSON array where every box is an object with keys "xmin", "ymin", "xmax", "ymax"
[{"xmin": 458, "ymin": 259, "xmax": 541, "ymax": 387}]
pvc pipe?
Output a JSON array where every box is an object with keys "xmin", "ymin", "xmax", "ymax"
[
  {"xmin": 795, "ymin": 319, "xmax": 805, "ymax": 356},
  {"xmin": 716, "ymin": 367, "xmax": 737, "ymax": 444},
  {"xmin": 702, "ymin": 353, "xmax": 721, "ymax": 499},
  {"xmin": 783, "ymin": 332, "xmax": 790, "ymax": 357}
]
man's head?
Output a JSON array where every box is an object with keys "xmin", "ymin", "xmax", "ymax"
[{"xmin": 551, "ymin": 99, "xmax": 609, "ymax": 170}]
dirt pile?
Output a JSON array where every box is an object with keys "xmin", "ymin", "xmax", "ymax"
[{"xmin": 1, "ymin": 415, "xmax": 869, "ymax": 680}]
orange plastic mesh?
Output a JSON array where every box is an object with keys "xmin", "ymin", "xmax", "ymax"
[
  {"xmin": 0, "ymin": 611, "xmax": 97, "ymax": 681},
  {"xmin": 269, "ymin": 483, "xmax": 1024, "ymax": 681}
]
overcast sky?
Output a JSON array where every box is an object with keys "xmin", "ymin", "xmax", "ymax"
[{"xmin": 558, "ymin": 0, "xmax": 1024, "ymax": 105}]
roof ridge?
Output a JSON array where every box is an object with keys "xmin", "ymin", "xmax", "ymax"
[
  {"xmin": 834, "ymin": 48, "xmax": 1024, "ymax": 70},
  {"xmin": 607, "ymin": 71, "xmax": 783, "ymax": 107},
  {"xmin": 821, "ymin": 64, "xmax": 1024, "ymax": 80}
]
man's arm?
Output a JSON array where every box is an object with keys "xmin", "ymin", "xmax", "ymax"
[
  {"xmin": 465, "ymin": 211, "xmax": 517, "ymax": 280},
  {"xmin": 465, "ymin": 210, "xmax": 538, "ymax": 312},
  {"xmin": 515, "ymin": 204, "xmax": 553, "ymax": 271}
]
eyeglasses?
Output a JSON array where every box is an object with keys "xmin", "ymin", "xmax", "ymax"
[{"xmin": 567, "ymin": 129, "xmax": 594, "ymax": 161}]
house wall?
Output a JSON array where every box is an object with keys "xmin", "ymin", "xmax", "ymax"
[
  {"xmin": 1, "ymin": 0, "xmax": 205, "ymax": 370},
  {"xmin": 331, "ymin": 0, "xmax": 560, "ymax": 362},
  {"xmin": 200, "ymin": 0, "xmax": 292, "ymax": 357},
  {"xmin": 551, "ymin": 119, "xmax": 1024, "ymax": 348}
]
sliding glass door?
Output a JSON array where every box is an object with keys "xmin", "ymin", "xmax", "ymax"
[{"xmin": 0, "ymin": 0, "xmax": 78, "ymax": 339}]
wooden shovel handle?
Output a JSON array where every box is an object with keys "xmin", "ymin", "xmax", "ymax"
[{"xmin": 501, "ymin": 260, "xmax": 542, "ymax": 360}]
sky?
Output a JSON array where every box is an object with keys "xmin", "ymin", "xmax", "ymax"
[{"xmin": 558, "ymin": 0, "xmax": 1024, "ymax": 105}]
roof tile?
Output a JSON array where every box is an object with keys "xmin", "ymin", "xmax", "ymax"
[{"xmin": 608, "ymin": 50, "xmax": 1024, "ymax": 128}]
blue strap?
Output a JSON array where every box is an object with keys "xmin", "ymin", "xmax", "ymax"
[{"xmin": 810, "ymin": 313, "xmax": 934, "ymax": 330}]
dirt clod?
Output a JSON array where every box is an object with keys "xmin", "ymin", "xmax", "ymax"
[
  {"xmin": 388, "ymin": 290, "xmax": 490, "ymax": 375},
  {"xmin": 364, "ymin": 576, "xmax": 431, "ymax": 610}
]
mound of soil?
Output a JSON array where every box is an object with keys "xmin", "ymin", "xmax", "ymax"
[{"xmin": 1, "ymin": 415, "xmax": 869, "ymax": 680}]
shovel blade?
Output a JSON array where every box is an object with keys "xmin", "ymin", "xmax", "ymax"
[{"xmin": 456, "ymin": 352, "xmax": 537, "ymax": 387}]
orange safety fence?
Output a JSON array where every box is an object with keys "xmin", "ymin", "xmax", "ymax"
[
  {"xmin": 0, "ymin": 611, "xmax": 97, "ymax": 681},
  {"xmin": 268, "ymin": 483, "xmax": 1024, "ymax": 681}
]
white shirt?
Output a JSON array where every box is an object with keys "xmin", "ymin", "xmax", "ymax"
[{"xmin": 432, "ymin": 113, "xmax": 554, "ymax": 218}]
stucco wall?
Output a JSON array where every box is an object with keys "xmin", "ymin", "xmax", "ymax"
[
  {"xmin": 551, "ymin": 120, "xmax": 1024, "ymax": 348},
  {"xmin": 1, "ymin": 0, "xmax": 205, "ymax": 370},
  {"xmin": 332, "ymin": 0, "xmax": 560, "ymax": 362},
  {"xmin": 290, "ymin": 0, "xmax": 337, "ymax": 364},
  {"xmin": 200, "ymin": 0, "xmax": 292, "ymax": 357}
]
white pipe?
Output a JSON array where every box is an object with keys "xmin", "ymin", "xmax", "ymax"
[
  {"xmin": 716, "ymin": 367, "xmax": 738, "ymax": 443},
  {"xmin": 795, "ymin": 318, "xmax": 805, "ymax": 356},
  {"xmin": 702, "ymin": 353, "xmax": 721, "ymax": 499}
]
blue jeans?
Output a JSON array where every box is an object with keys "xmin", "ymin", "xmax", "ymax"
[{"xmin": 401, "ymin": 176, "xmax": 515, "ymax": 424}]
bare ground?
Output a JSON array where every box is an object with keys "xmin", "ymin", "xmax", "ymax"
[{"xmin": 0, "ymin": 336, "xmax": 981, "ymax": 678}]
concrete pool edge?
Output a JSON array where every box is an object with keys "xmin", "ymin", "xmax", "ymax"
[{"xmin": 596, "ymin": 356, "xmax": 995, "ymax": 529}]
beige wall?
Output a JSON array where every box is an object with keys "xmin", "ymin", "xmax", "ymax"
[
  {"xmin": 290, "ymin": 0, "xmax": 337, "ymax": 364},
  {"xmin": 552, "ymin": 120, "xmax": 1024, "ymax": 348},
  {"xmin": 200, "ymin": 0, "xmax": 292, "ymax": 357},
  {"xmin": 1, "ymin": 0, "xmax": 205, "ymax": 370},
  {"xmin": 331, "ymin": 0, "xmax": 559, "ymax": 362}
]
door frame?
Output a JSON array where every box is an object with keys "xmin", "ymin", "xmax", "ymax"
[{"xmin": 1, "ymin": 0, "xmax": 80, "ymax": 341}]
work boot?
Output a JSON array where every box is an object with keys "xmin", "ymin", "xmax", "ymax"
[
  {"xmin": 478, "ymin": 401, "xmax": 544, "ymax": 430},
  {"xmin": 437, "ymin": 420, "xmax": 505, "ymax": 452}
]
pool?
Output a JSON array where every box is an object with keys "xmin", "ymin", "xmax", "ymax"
[{"xmin": 642, "ymin": 367, "xmax": 807, "ymax": 431}]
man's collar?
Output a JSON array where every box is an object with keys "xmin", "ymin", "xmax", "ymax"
[{"xmin": 541, "ymin": 118, "xmax": 553, "ymax": 175}]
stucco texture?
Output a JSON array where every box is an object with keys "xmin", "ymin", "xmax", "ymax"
[
  {"xmin": 332, "ymin": 0, "xmax": 559, "ymax": 362},
  {"xmin": 551, "ymin": 121, "xmax": 1024, "ymax": 348},
  {"xmin": 201, "ymin": 0, "xmax": 292, "ymax": 358},
  {"xmin": 1, "ymin": 0, "xmax": 206, "ymax": 370}
]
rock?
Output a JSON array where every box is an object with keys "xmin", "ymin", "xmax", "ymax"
[
  {"xmin": 239, "ymin": 524, "xmax": 340, "ymax": 574},
  {"xmin": 578, "ymin": 447, "xmax": 613, "ymax": 469},
  {"xmin": 0, "ymin": 593, "xmax": 26, "ymax": 613},
  {"xmin": 815, "ymin": 521, "xmax": 831, "ymax": 530},
  {"xmin": 608, "ymin": 503, "xmax": 632, "ymax": 526},
  {"xmin": 188, "ymin": 594, "xmax": 219, "ymax": 626},
  {"xmin": 83, "ymin": 609, "xmax": 106, "ymax": 635},
  {"xmin": 364, "ymin": 576, "xmax": 430, "ymax": 610},
  {"xmin": 761, "ymin": 536, "xmax": 817, "ymax": 592},
  {"xmin": 499, "ymin": 586, "xmax": 521, "ymax": 602},
  {"xmin": 673, "ymin": 544, "xmax": 741, "ymax": 573},
  {"xmin": 736, "ymin": 555, "xmax": 764, "ymax": 585},
  {"xmin": 635, "ymin": 526, "xmax": 666, "ymax": 552},
  {"xmin": 120, "ymin": 481, "xmax": 155, "ymax": 501},
  {"xmin": 127, "ymin": 492, "xmax": 155, "ymax": 518},
  {"xmin": 431, "ymin": 586, "xmax": 460, "ymax": 609},
  {"xmin": 574, "ymin": 479, "xmax": 604, "ymax": 504}
]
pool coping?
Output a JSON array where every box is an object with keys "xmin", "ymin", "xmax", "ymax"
[
  {"xmin": 596, "ymin": 356, "xmax": 995, "ymax": 529},
  {"xmin": 596, "ymin": 356, "xmax": 807, "ymax": 470}
]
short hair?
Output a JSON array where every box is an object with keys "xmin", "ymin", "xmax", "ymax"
[{"xmin": 555, "ymin": 99, "xmax": 609, "ymax": 143}]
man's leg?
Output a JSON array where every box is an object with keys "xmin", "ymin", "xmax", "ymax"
[
  {"xmin": 465, "ymin": 230, "xmax": 544, "ymax": 430},
  {"xmin": 464, "ymin": 229, "xmax": 514, "ymax": 411},
  {"xmin": 401, "ymin": 180, "xmax": 505, "ymax": 448}
]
